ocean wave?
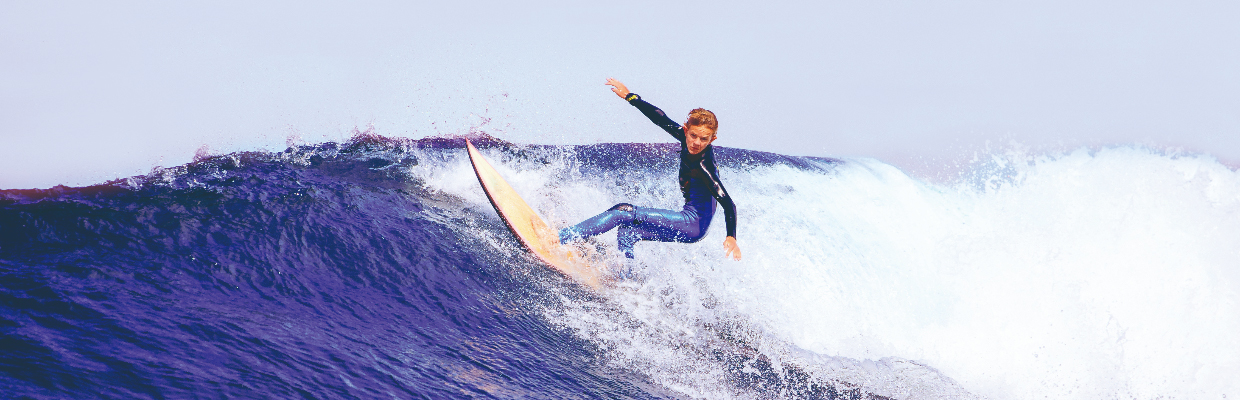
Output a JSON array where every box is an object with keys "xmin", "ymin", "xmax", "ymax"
[{"xmin": 2, "ymin": 133, "xmax": 1236, "ymax": 399}]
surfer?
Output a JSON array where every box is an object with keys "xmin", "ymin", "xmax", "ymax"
[{"xmin": 559, "ymin": 78, "xmax": 742, "ymax": 262}]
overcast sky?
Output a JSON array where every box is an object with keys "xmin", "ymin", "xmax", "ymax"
[{"xmin": 3, "ymin": 1, "xmax": 1238, "ymax": 189}]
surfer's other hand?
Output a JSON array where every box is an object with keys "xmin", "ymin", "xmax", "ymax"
[
  {"xmin": 606, "ymin": 78, "xmax": 630, "ymax": 99},
  {"xmin": 723, "ymin": 236, "xmax": 742, "ymax": 261}
]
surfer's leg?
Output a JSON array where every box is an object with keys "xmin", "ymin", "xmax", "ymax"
[
  {"xmin": 559, "ymin": 203, "xmax": 638, "ymax": 244},
  {"xmin": 616, "ymin": 226, "xmax": 643, "ymax": 258},
  {"xmin": 615, "ymin": 206, "xmax": 702, "ymax": 258},
  {"xmin": 561, "ymin": 203, "xmax": 704, "ymax": 259},
  {"xmin": 615, "ymin": 225, "xmax": 673, "ymax": 258}
]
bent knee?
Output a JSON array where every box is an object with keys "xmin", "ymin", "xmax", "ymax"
[{"xmin": 608, "ymin": 203, "xmax": 635, "ymax": 212}]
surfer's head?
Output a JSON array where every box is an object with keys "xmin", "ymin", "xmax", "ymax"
[{"xmin": 684, "ymin": 108, "xmax": 718, "ymax": 155}]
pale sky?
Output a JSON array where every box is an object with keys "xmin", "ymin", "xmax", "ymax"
[{"xmin": 3, "ymin": 1, "xmax": 1238, "ymax": 189}]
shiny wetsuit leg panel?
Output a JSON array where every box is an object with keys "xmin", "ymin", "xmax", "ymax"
[{"xmin": 560, "ymin": 199, "xmax": 716, "ymax": 258}]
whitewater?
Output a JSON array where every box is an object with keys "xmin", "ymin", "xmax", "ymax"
[{"xmin": 2, "ymin": 134, "xmax": 1237, "ymax": 399}]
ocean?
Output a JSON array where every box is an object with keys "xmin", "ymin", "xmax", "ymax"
[{"xmin": 2, "ymin": 134, "xmax": 1237, "ymax": 399}]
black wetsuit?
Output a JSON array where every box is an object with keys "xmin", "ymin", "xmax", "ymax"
[{"xmin": 559, "ymin": 93, "xmax": 738, "ymax": 259}]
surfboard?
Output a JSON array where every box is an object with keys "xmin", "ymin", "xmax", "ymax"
[{"xmin": 465, "ymin": 140, "xmax": 602, "ymax": 288}]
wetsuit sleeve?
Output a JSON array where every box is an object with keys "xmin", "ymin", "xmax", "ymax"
[
  {"xmin": 701, "ymin": 155, "xmax": 738, "ymax": 238},
  {"xmin": 715, "ymin": 181, "xmax": 738, "ymax": 238},
  {"xmin": 625, "ymin": 93, "xmax": 685, "ymax": 142}
]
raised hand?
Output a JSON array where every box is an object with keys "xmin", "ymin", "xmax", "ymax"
[{"xmin": 606, "ymin": 77, "xmax": 631, "ymax": 99}]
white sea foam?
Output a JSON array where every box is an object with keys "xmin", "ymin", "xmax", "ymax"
[{"xmin": 428, "ymin": 145, "xmax": 1240, "ymax": 399}]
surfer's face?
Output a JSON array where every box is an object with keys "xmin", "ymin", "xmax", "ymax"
[{"xmin": 685, "ymin": 125, "xmax": 716, "ymax": 155}]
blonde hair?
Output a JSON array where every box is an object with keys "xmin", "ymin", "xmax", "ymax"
[{"xmin": 685, "ymin": 108, "xmax": 718, "ymax": 133}]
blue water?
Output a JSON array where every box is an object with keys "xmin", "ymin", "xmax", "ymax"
[
  {"xmin": 0, "ymin": 135, "xmax": 881, "ymax": 399},
  {"xmin": 5, "ymin": 134, "xmax": 1239, "ymax": 399}
]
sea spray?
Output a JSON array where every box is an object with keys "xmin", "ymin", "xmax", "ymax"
[{"xmin": 435, "ymin": 143, "xmax": 1240, "ymax": 399}]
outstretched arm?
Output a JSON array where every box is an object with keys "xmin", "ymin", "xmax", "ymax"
[
  {"xmin": 719, "ymin": 195, "xmax": 742, "ymax": 261},
  {"xmin": 606, "ymin": 78, "xmax": 685, "ymax": 142},
  {"xmin": 705, "ymin": 165, "xmax": 741, "ymax": 261}
]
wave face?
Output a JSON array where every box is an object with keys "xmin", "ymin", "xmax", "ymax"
[{"xmin": 2, "ymin": 135, "xmax": 1237, "ymax": 399}]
